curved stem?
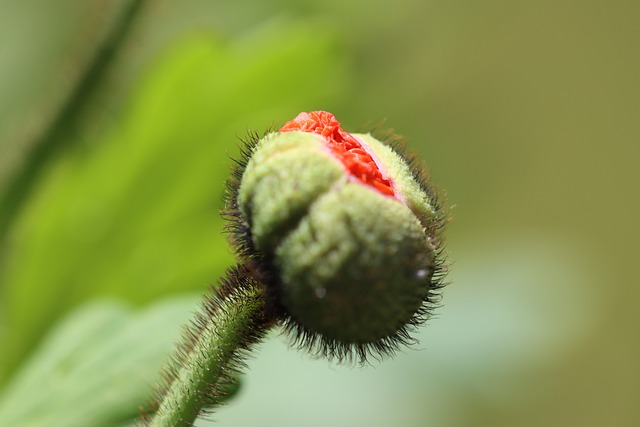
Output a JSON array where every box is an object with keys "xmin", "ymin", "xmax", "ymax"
[
  {"xmin": 0, "ymin": 0, "xmax": 147, "ymax": 242},
  {"xmin": 145, "ymin": 266, "xmax": 273, "ymax": 427}
]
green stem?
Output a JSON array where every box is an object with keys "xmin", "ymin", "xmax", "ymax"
[
  {"xmin": 146, "ymin": 267, "xmax": 273, "ymax": 427},
  {"xmin": 0, "ymin": 0, "xmax": 147, "ymax": 242}
]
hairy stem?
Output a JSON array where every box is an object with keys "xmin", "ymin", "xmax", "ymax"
[{"xmin": 145, "ymin": 266, "xmax": 273, "ymax": 427}]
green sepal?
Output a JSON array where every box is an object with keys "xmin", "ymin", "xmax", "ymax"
[
  {"xmin": 354, "ymin": 133, "xmax": 438, "ymax": 230},
  {"xmin": 236, "ymin": 131, "xmax": 441, "ymax": 347},
  {"xmin": 238, "ymin": 131, "xmax": 345, "ymax": 254},
  {"xmin": 276, "ymin": 182, "xmax": 434, "ymax": 343}
]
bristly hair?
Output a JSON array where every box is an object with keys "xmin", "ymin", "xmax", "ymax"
[
  {"xmin": 370, "ymin": 124, "xmax": 451, "ymax": 343},
  {"xmin": 140, "ymin": 264, "xmax": 274, "ymax": 425},
  {"xmin": 366, "ymin": 124, "xmax": 450, "ymax": 246},
  {"xmin": 222, "ymin": 125, "xmax": 450, "ymax": 366}
]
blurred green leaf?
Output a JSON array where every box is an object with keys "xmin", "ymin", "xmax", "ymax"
[
  {"xmin": 0, "ymin": 21, "xmax": 348, "ymax": 383},
  {"xmin": 0, "ymin": 295, "xmax": 199, "ymax": 427}
]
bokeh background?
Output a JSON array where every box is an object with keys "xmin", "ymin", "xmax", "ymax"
[{"xmin": 0, "ymin": 0, "xmax": 638, "ymax": 426}]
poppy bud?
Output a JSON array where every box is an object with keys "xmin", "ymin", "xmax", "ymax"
[{"xmin": 229, "ymin": 111, "xmax": 446, "ymax": 361}]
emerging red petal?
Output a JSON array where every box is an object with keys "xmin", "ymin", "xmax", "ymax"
[{"xmin": 280, "ymin": 111, "xmax": 395, "ymax": 197}]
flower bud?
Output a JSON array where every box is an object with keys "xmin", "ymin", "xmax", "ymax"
[{"xmin": 229, "ymin": 111, "xmax": 446, "ymax": 360}]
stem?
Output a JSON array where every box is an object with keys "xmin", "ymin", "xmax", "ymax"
[
  {"xmin": 145, "ymin": 266, "xmax": 273, "ymax": 427},
  {"xmin": 0, "ymin": 0, "xmax": 147, "ymax": 242}
]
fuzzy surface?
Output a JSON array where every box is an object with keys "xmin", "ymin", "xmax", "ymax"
[
  {"xmin": 237, "ymin": 126, "xmax": 440, "ymax": 345},
  {"xmin": 276, "ymin": 182, "xmax": 434, "ymax": 343},
  {"xmin": 353, "ymin": 133, "xmax": 438, "ymax": 230},
  {"xmin": 237, "ymin": 131, "xmax": 345, "ymax": 255}
]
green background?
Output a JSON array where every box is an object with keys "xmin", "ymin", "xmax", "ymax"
[{"xmin": 0, "ymin": 0, "xmax": 638, "ymax": 426}]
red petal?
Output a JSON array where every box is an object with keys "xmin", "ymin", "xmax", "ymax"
[{"xmin": 280, "ymin": 111, "xmax": 395, "ymax": 197}]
